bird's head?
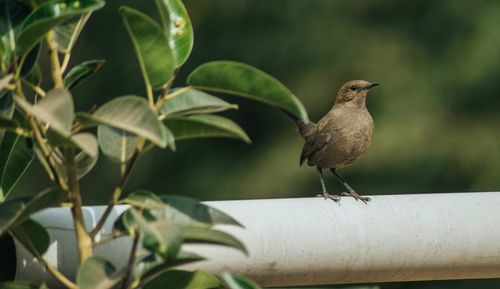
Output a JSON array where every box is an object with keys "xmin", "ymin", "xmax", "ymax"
[{"xmin": 335, "ymin": 80, "xmax": 379, "ymax": 108}]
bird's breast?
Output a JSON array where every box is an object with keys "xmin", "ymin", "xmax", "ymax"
[{"xmin": 314, "ymin": 109, "xmax": 374, "ymax": 169}]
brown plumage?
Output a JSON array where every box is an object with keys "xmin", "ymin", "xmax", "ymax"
[{"xmin": 297, "ymin": 80, "xmax": 379, "ymax": 203}]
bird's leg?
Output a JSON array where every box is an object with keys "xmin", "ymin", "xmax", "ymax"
[
  {"xmin": 331, "ymin": 169, "xmax": 371, "ymax": 204},
  {"xmin": 316, "ymin": 168, "xmax": 340, "ymax": 202}
]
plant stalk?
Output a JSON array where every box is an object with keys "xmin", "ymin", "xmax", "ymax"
[
  {"xmin": 64, "ymin": 147, "xmax": 93, "ymax": 263},
  {"xmin": 120, "ymin": 231, "xmax": 140, "ymax": 289},
  {"xmin": 46, "ymin": 31, "xmax": 64, "ymax": 89},
  {"xmin": 89, "ymin": 141, "xmax": 144, "ymax": 239}
]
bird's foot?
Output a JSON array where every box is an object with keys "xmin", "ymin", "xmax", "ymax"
[
  {"xmin": 341, "ymin": 191, "xmax": 371, "ymax": 204},
  {"xmin": 316, "ymin": 192, "xmax": 340, "ymax": 202}
]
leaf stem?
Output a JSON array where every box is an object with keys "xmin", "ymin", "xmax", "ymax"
[
  {"xmin": 61, "ymin": 13, "xmax": 92, "ymax": 74},
  {"xmin": 21, "ymin": 78, "xmax": 47, "ymax": 97},
  {"xmin": 146, "ymin": 82, "xmax": 154, "ymax": 108}
]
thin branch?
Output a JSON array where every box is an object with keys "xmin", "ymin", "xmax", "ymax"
[
  {"xmin": 22, "ymin": 78, "xmax": 47, "ymax": 97},
  {"xmin": 46, "ymin": 31, "xmax": 64, "ymax": 89},
  {"xmin": 154, "ymin": 68, "xmax": 181, "ymax": 111},
  {"xmin": 61, "ymin": 13, "xmax": 92, "ymax": 74},
  {"xmin": 89, "ymin": 142, "xmax": 143, "ymax": 239},
  {"xmin": 120, "ymin": 231, "xmax": 140, "ymax": 289}
]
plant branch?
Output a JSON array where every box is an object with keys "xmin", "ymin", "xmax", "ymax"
[
  {"xmin": 120, "ymin": 230, "xmax": 140, "ymax": 289},
  {"xmin": 22, "ymin": 78, "xmax": 47, "ymax": 97},
  {"xmin": 29, "ymin": 118, "xmax": 68, "ymax": 189},
  {"xmin": 46, "ymin": 31, "xmax": 64, "ymax": 89},
  {"xmin": 89, "ymin": 140, "xmax": 145, "ymax": 239},
  {"xmin": 154, "ymin": 68, "xmax": 181, "ymax": 111},
  {"xmin": 33, "ymin": 249, "xmax": 77, "ymax": 289},
  {"xmin": 64, "ymin": 147, "xmax": 93, "ymax": 263}
]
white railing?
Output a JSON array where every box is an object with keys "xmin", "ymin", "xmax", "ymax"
[{"xmin": 5, "ymin": 192, "xmax": 500, "ymax": 287}]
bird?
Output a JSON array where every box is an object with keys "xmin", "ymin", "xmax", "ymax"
[{"xmin": 284, "ymin": 80, "xmax": 379, "ymax": 203}]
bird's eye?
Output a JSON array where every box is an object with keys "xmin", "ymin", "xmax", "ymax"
[{"xmin": 349, "ymin": 85, "xmax": 357, "ymax": 91}]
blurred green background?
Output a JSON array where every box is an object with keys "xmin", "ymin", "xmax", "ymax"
[{"xmin": 12, "ymin": 0, "xmax": 500, "ymax": 288}]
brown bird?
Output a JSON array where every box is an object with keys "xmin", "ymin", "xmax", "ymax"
[{"xmin": 286, "ymin": 80, "xmax": 379, "ymax": 203}]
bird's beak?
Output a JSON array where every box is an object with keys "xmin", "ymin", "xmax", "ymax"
[{"xmin": 366, "ymin": 82, "xmax": 380, "ymax": 90}]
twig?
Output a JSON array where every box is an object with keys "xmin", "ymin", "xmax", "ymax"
[
  {"xmin": 46, "ymin": 31, "xmax": 64, "ymax": 89},
  {"xmin": 22, "ymin": 78, "xmax": 46, "ymax": 97},
  {"xmin": 89, "ymin": 143, "xmax": 143, "ymax": 239},
  {"xmin": 61, "ymin": 13, "xmax": 92, "ymax": 74},
  {"xmin": 120, "ymin": 230, "xmax": 140, "ymax": 289}
]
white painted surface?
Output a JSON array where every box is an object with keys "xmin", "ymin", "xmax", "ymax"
[{"xmin": 11, "ymin": 193, "xmax": 500, "ymax": 287}]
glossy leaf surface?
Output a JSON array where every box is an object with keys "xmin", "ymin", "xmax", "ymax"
[
  {"xmin": 164, "ymin": 114, "xmax": 250, "ymax": 144},
  {"xmin": 120, "ymin": 6, "xmax": 174, "ymax": 90},
  {"xmin": 0, "ymin": 132, "xmax": 33, "ymax": 202},
  {"xmin": 154, "ymin": 0, "xmax": 194, "ymax": 67},
  {"xmin": 16, "ymin": 0, "xmax": 105, "ymax": 55},
  {"xmin": 188, "ymin": 61, "xmax": 309, "ymax": 122},
  {"xmin": 142, "ymin": 270, "xmax": 221, "ymax": 289},
  {"xmin": 160, "ymin": 87, "xmax": 237, "ymax": 116},
  {"xmin": 77, "ymin": 96, "xmax": 167, "ymax": 147},
  {"xmin": 64, "ymin": 59, "xmax": 105, "ymax": 90},
  {"xmin": 0, "ymin": 188, "xmax": 65, "ymax": 236}
]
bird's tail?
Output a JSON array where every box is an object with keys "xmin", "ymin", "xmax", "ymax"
[{"xmin": 280, "ymin": 108, "xmax": 316, "ymax": 138}]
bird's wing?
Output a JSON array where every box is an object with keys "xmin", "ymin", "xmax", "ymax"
[{"xmin": 300, "ymin": 132, "xmax": 331, "ymax": 166}]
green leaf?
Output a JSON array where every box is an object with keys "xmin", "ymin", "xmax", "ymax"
[
  {"xmin": 0, "ymin": 90, "xmax": 15, "ymax": 139},
  {"xmin": 0, "ymin": 132, "xmax": 33, "ymax": 202},
  {"xmin": 121, "ymin": 190, "xmax": 166, "ymax": 209},
  {"xmin": 97, "ymin": 126, "xmax": 139, "ymax": 164},
  {"xmin": 120, "ymin": 6, "xmax": 175, "ymax": 90},
  {"xmin": 160, "ymin": 87, "xmax": 238, "ymax": 116},
  {"xmin": 0, "ymin": 188, "xmax": 65, "ymax": 236},
  {"xmin": 78, "ymin": 95, "xmax": 167, "ymax": 147},
  {"xmin": 74, "ymin": 143, "xmax": 98, "ymax": 178},
  {"xmin": 0, "ymin": 1, "xmax": 31, "ymax": 65},
  {"xmin": 23, "ymin": 64, "xmax": 42, "ymax": 86},
  {"xmin": 139, "ymin": 251, "xmax": 205, "ymax": 283},
  {"xmin": 55, "ymin": 12, "xmax": 90, "ymax": 53},
  {"xmin": 142, "ymin": 270, "xmax": 221, "ymax": 289},
  {"xmin": 16, "ymin": 0, "xmax": 105, "ymax": 55},
  {"xmin": 164, "ymin": 114, "xmax": 250, "ymax": 144},
  {"xmin": 154, "ymin": 0, "xmax": 194, "ymax": 67},
  {"xmin": 50, "ymin": 133, "xmax": 99, "ymax": 179},
  {"xmin": 183, "ymin": 227, "xmax": 247, "ymax": 254},
  {"xmin": 77, "ymin": 257, "xmax": 123, "ymax": 289},
  {"xmin": 20, "ymin": 43, "xmax": 41, "ymax": 76},
  {"xmin": 0, "ymin": 116, "xmax": 19, "ymax": 131},
  {"xmin": 64, "ymin": 59, "xmax": 105, "ymax": 90},
  {"xmin": 188, "ymin": 61, "xmax": 309, "ymax": 122},
  {"xmin": 16, "ymin": 88, "xmax": 74, "ymax": 137},
  {"xmin": 160, "ymin": 195, "xmax": 243, "ymax": 227},
  {"xmin": 71, "ymin": 132, "xmax": 98, "ymax": 159},
  {"xmin": 219, "ymin": 272, "xmax": 261, "ymax": 289},
  {"xmin": 129, "ymin": 209, "xmax": 184, "ymax": 259},
  {"xmin": 12, "ymin": 218, "xmax": 50, "ymax": 256}
]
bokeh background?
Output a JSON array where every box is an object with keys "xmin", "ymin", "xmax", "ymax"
[{"xmin": 12, "ymin": 0, "xmax": 500, "ymax": 288}]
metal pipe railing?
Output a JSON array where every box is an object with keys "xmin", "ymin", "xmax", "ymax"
[{"xmin": 6, "ymin": 192, "xmax": 500, "ymax": 287}]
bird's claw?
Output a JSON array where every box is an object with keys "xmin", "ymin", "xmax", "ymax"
[
  {"xmin": 316, "ymin": 192, "xmax": 340, "ymax": 202},
  {"xmin": 341, "ymin": 192, "xmax": 371, "ymax": 204}
]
